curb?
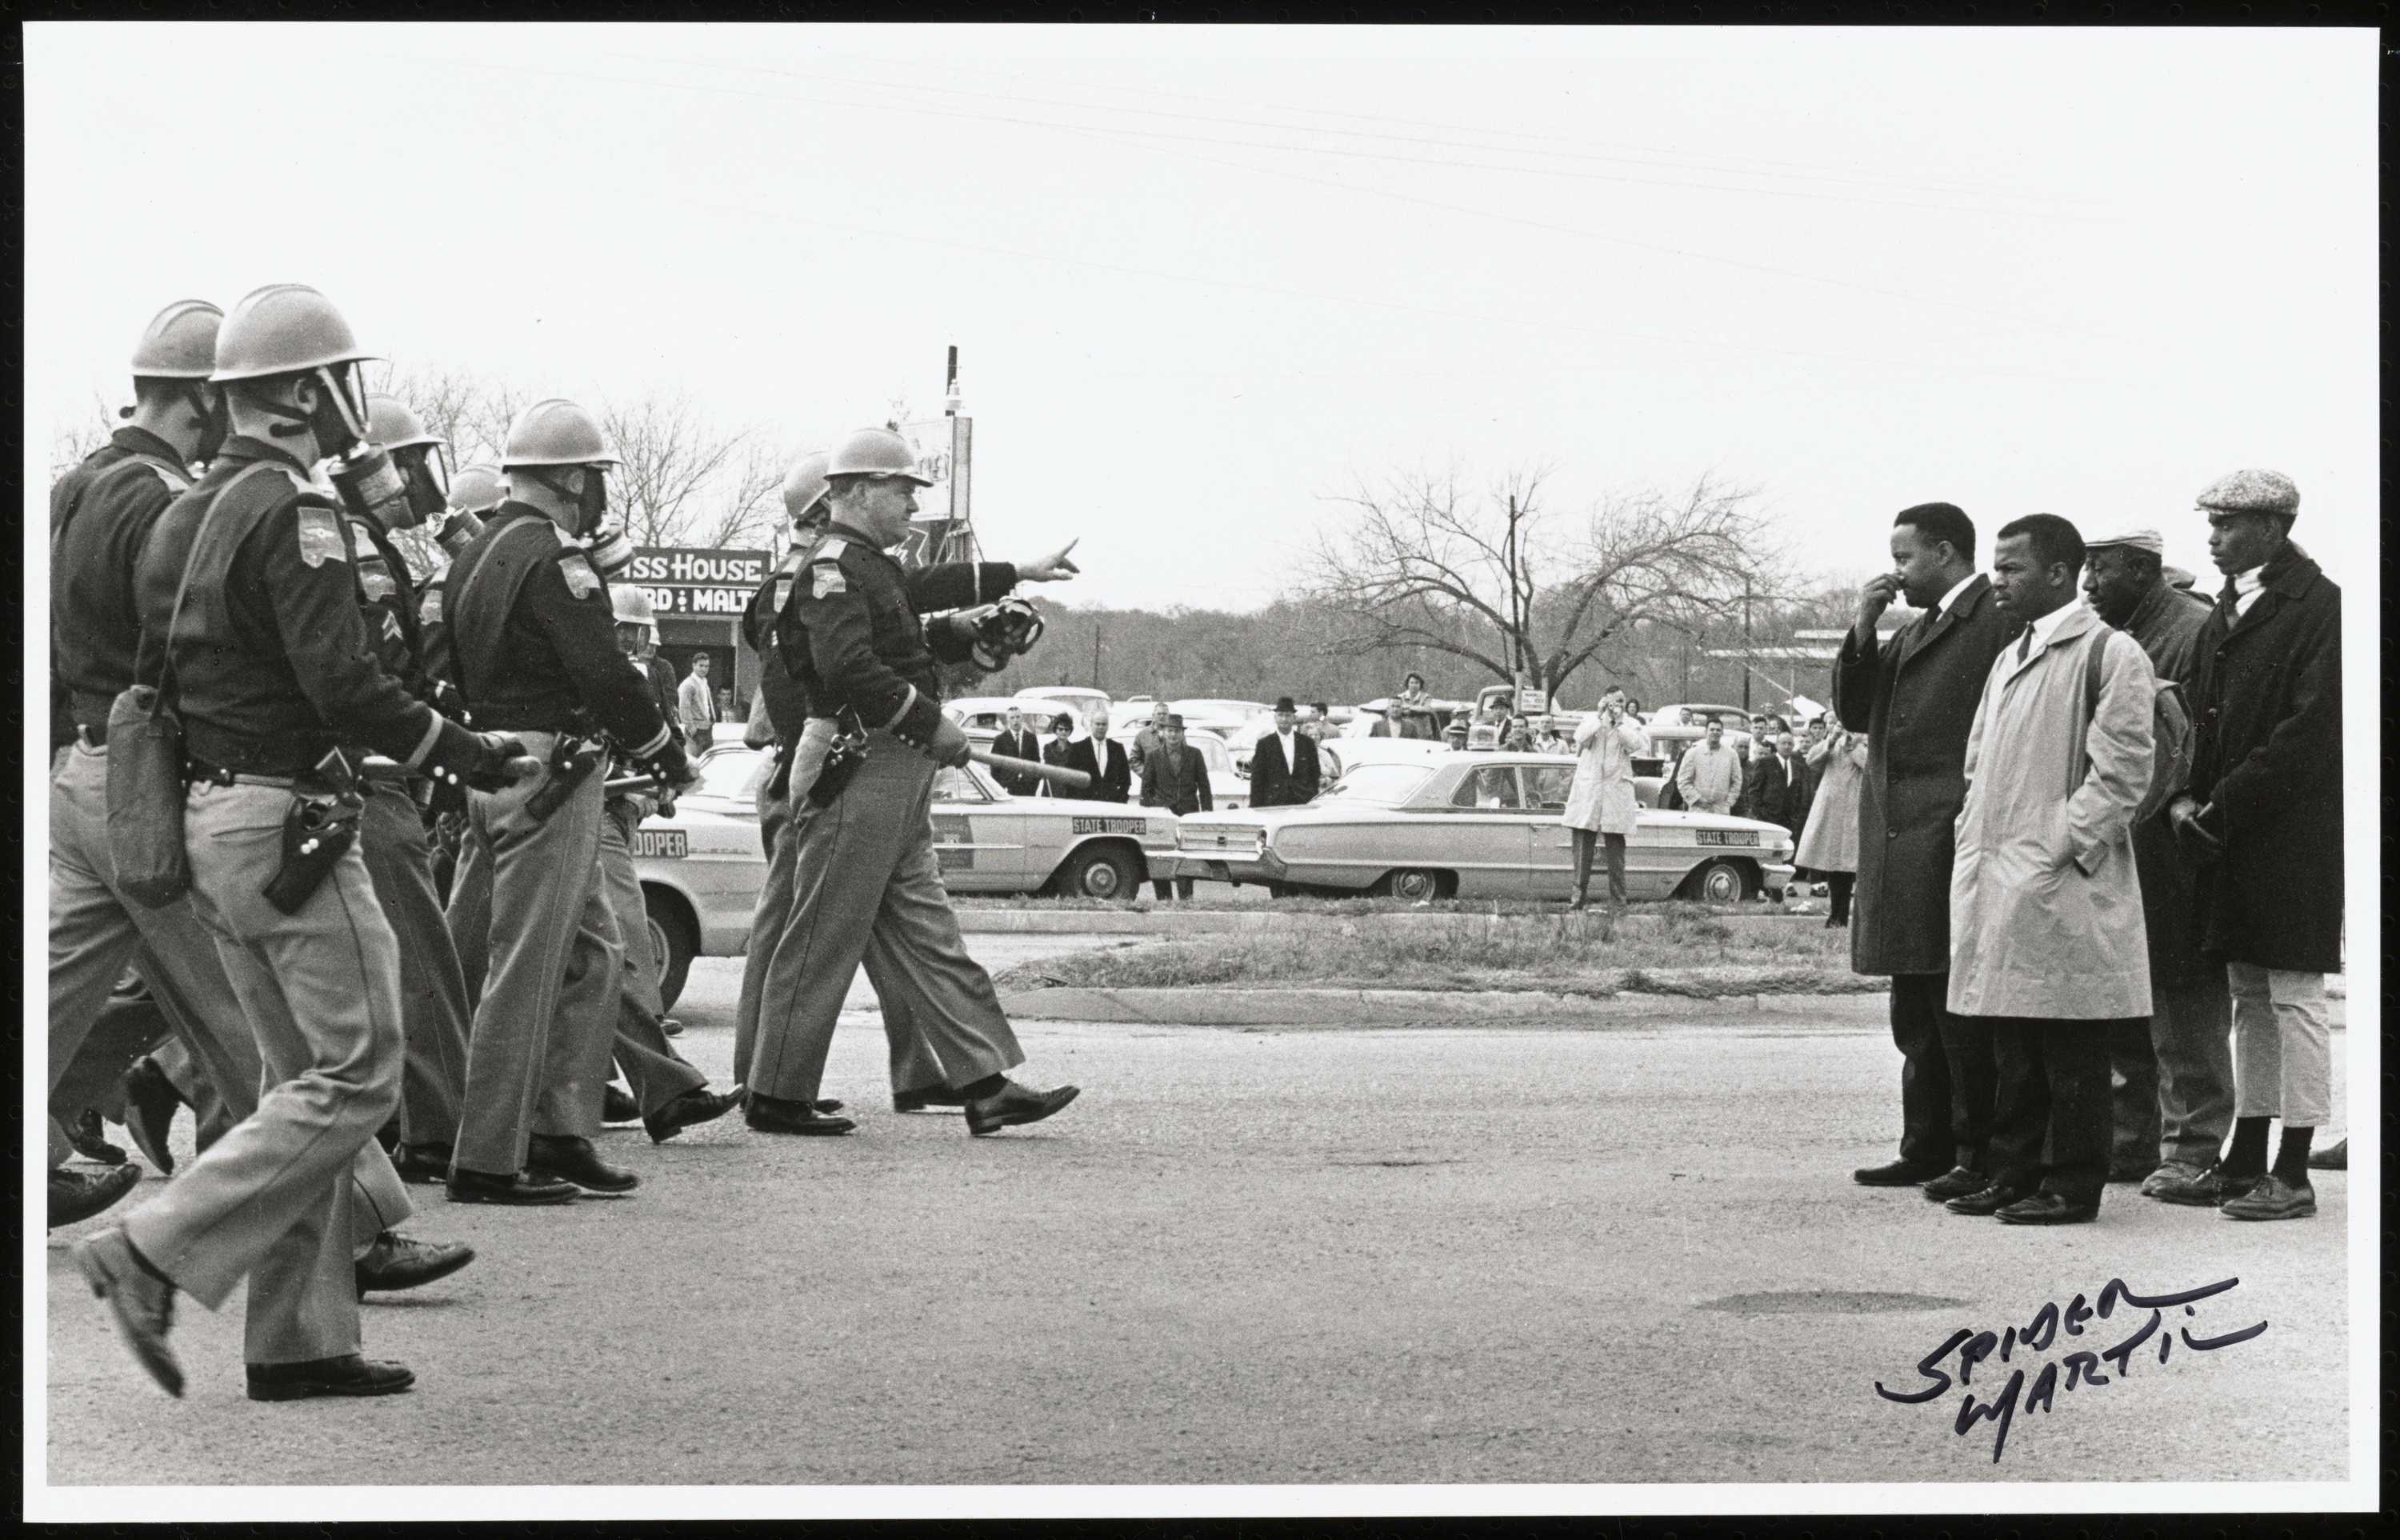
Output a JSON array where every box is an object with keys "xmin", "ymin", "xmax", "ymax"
[
  {"xmin": 954, "ymin": 906, "xmax": 1829, "ymax": 936},
  {"xmin": 992, "ymin": 985, "xmax": 1897, "ymax": 1028}
]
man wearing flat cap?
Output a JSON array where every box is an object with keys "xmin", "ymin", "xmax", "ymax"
[
  {"xmin": 2163, "ymin": 470, "xmax": 2342, "ymax": 1221},
  {"xmin": 2080, "ymin": 525, "xmax": 2228, "ymax": 1201}
]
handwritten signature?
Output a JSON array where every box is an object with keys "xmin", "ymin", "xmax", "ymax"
[{"xmin": 1874, "ymin": 1277, "xmax": 2268, "ymax": 1463}]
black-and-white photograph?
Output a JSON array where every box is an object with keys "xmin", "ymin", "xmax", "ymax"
[{"xmin": 20, "ymin": 17, "xmax": 2378, "ymax": 1522}]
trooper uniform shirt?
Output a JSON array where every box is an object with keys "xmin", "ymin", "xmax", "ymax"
[
  {"xmin": 344, "ymin": 511, "xmax": 435, "ymax": 706},
  {"xmin": 51, "ymin": 426, "xmax": 195, "ymax": 734},
  {"xmin": 440, "ymin": 502, "xmax": 671, "ymax": 755},
  {"xmin": 133, "ymin": 435, "xmax": 482, "ymax": 776},
  {"xmin": 774, "ymin": 523, "xmax": 1018, "ymax": 746},
  {"xmin": 743, "ymin": 550, "xmax": 814, "ymax": 740}
]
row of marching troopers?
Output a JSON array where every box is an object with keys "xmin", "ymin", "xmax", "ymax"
[{"xmin": 47, "ymin": 286, "xmax": 1084, "ymax": 1403}]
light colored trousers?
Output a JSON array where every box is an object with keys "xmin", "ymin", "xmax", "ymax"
[
  {"xmin": 732, "ymin": 720, "xmax": 943, "ymax": 1095},
  {"xmin": 2226, "ymin": 961, "xmax": 2333, "ymax": 1129},
  {"xmin": 598, "ymin": 795, "xmax": 707, "ymax": 1117},
  {"xmin": 449, "ymin": 735, "xmax": 619, "ymax": 1175},
  {"xmin": 358, "ymin": 778, "xmax": 474, "ymax": 1150},
  {"xmin": 50, "ymin": 746, "xmax": 405, "ymax": 1254},
  {"xmin": 747, "ymin": 730, "xmax": 1022, "ymax": 1105},
  {"xmin": 123, "ymin": 779, "xmax": 409, "ymax": 1366}
]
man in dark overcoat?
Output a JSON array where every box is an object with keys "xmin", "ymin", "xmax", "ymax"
[
  {"xmin": 1833, "ymin": 502, "xmax": 2021, "ymax": 1194},
  {"xmin": 2164, "ymin": 470, "xmax": 2342, "ymax": 1222}
]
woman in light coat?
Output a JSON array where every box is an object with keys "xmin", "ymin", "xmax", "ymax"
[
  {"xmin": 1562, "ymin": 684, "xmax": 1651, "ymax": 909},
  {"xmin": 1795, "ymin": 725, "xmax": 1870, "ymax": 927}
]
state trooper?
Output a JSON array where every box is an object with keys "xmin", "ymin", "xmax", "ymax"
[
  {"xmin": 441, "ymin": 398, "xmax": 691, "ymax": 1204},
  {"xmin": 746, "ymin": 426, "xmax": 1082, "ymax": 1137},
  {"xmin": 730, "ymin": 451, "xmax": 943, "ymax": 1117},
  {"xmin": 50, "ymin": 302, "xmax": 460, "ymax": 1311},
  {"xmin": 420, "ymin": 461, "xmax": 504, "ymax": 906},
  {"xmin": 326, "ymin": 395, "xmax": 483, "ymax": 1185},
  {"xmin": 590, "ymin": 585, "xmax": 743, "ymax": 1142},
  {"xmin": 74, "ymin": 285, "xmax": 525, "ymax": 1402}
]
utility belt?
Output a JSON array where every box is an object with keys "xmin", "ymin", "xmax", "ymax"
[
  {"xmin": 189, "ymin": 748, "xmax": 369, "ymax": 914},
  {"xmin": 462, "ymin": 704, "xmax": 585, "ymax": 735},
  {"xmin": 181, "ymin": 718, "xmax": 341, "ymax": 781}
]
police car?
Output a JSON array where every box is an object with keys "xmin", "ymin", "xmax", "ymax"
[{"xmin": 630, "ymin": 743, "xmax": 1183, "ymax": 1009}]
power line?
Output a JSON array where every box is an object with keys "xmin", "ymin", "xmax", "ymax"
[{"xmin": 614, "ymin": 48, "xmax": 2104, "ymax": 214}]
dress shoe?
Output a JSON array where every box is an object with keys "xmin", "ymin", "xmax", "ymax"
[
  {"xmin": 1851, "ymin": 1158, "xmax": 1947, "ymax": 1188},
  {"xmin": 446, "ymin": 1166, "xmax": 578, "ymax": 1206},
  {"xmin": 393, "ymin": 1142, "xmax": 454, "ymax": 1184},
  {"xmin": 74, "ymin": 1228, "xmax": 182, "ymax": 1398},
  {"xmin": 1919, "ymin": 1166, "xmax": 1989, "ymax": 1202},
  {"xmin": 894, "ymin": 1086, "xmax": 969, "ymax": 1114},
  {"xmin": 964, "ymin": 1079, "xmax": 1081, "ymax": 1138},
  {"xmin": 1996, "ymin": 1190, "xmax": 2099, "ymax": 1225},
  {"xmin": 2306, "ymin": 1137, "xmax": 2346, "ymax": 1172},
  {"xmin": 602, "ymin": 1084, "xmax": 642, "ymax": 1125},
  {"xmin": 246, "ymin": 1354, "xmax": 415, "ymax": 1402},
  {"xmin": 660, "ymin": 1016, "xmax": 684, "ymax": 1038},
  {"xmin": 2150, "ymin": 1163, "xmax": 2254, "ymax": 1207},
  {"xmin": 2220, "ymin": 1173, "xmax": 2316, "ymax": 1221},
  {"xmin": 646, "ymin": 1086, "xmax": 742, "ymax": 1144},
  {"xmin": 355, "ymin": 1231, "xmax": 476, "ymax": 1298},
  {"xmin": 67, "ymin": 1109, "xmax": 128, "ymax": 1166},
  {"xmin": 527, "ymin": 1134, "xmax": 641, "ymax": 1194},
  {"xmin": 746, "ymin": 1091, "xmax": 858, "ymax": 1135},
  {"xmin": 1943, "ymin": 1182, "xmax": 2029, "ymax": 1217},
  {"xmin": 50, "ymin": 1164, "xmax": 142, "ymax": 1229},
  {"xmin": 118, "ymin": 1058, "xmax": 186, "ymax": 1175}
]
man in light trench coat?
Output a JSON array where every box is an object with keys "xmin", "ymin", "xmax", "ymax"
[{"xmin": 1941, "ymin": 514, "xmax": 2154, "ymax": 1226}]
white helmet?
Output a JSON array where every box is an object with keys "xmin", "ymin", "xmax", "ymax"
[
  {"xmin": 611, "ymin": 586, "xmax": 657, "ymax": 628},
  {"xmin": 824, "ymin": 426, "xmax": 933, "ymax": 486}
]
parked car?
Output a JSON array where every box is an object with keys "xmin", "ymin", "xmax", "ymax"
[
  {"xmin": 1314, "ymin": 736, "xmax": 1449, "ymax": 782},
  {"xmin": 1013, "ymin": 684, "xmax": 1112, "ymax": 723},
  {"xmin": 946, "ymin": 695, "xmax": 1078, "ymax": 736},
  {"xmin": 1170, "ymin": 750, "xmax": 1795, "ymax": 904},
  {"xmin": 630, "ymin": 744, "xmax": 1182, "ymax": 1008},
  {"xmin": 1104, "ymin": 721, "xmax": 1250, "ymax": 810}
]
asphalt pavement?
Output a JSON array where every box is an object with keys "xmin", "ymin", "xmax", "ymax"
[{"xmin": 42, "ymin": 937, "xmax": 2354, "ymax": 1490}]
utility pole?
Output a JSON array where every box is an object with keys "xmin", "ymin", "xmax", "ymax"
[
  {"xmin": 1091, "ymin": 618, "xmax": 1102, "ymax": 690},
  {"xmin": 1740, "ymin": 582, "xmax": 1754, "ymax": 712}
]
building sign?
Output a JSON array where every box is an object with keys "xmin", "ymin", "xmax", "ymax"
[
  {"xmin": 624, "ymin": 546, "xmax": 773, "ymax": 622},
  {"xmin": 889, "ymin": 417, "xmax": 975, "ymax": 568}
]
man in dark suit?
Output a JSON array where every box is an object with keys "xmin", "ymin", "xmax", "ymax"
[
  {"xmin": 1139, "ymin": 715, "xmax": 1213, "ymax": 899},
  {"xmin": 1079, "ymin": 705, "xmax": 1132, "ymax": 802},
  {"xmin": 1742, "ymin": 737, "xmax": 1791, "ymax": 838},
  {"xmin": 990, "ymin": 706, "xmax": 1044, "ymax": 796},
  {"xmin": 1250, "ymin": 696, "xmax": 1322, "ymax": 809},
  {"xmin": 1834, "ymin": 502, "xmax": 2021, "ymax": 1197}
]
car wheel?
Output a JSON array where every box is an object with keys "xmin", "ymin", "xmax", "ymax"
[
  {"xmin": 642, "ymin": 886, "xmax": 697, "ymax": 1011},
  {"xmin": 1057, "ymin": 842, "xmax": 1142, "ymax": 901},
  {"xmin": 1380, "ymin": 868, "xmax": 1445, "ymax": 903},
  {"xmin": 1678, "ymin": 857, "xmax": 1752, "ymax": 904}
]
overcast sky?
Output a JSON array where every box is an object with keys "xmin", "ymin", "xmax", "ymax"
[{"xmin": 23, "ymin": 23, "xmax": 2378, "ymax": 610}]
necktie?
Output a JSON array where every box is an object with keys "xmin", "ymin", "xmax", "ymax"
[{"xmin": 2017, "ymin": 627, "xmax": 2033, "ymax": 664}]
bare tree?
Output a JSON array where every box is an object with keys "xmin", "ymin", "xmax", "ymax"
[
  {"xmin": 50, "ymin": 390, "xmax": 119, "ymax": 477},
  {"xmin": 1306, "ymin": 467, "xmax": 1780, "ymax": 703},
  {"xmin": 599, "ymin": 391, "xmax": 775, "ymax": 549}
]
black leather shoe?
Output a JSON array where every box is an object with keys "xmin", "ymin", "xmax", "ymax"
[
  {"xmin": 894, "ymin": 1086, "xmax": 969, "ymax": 1114},
  {"xmin": 964, "ymin": 1080, "xmax": 1081, "ymax": 1137},
  {"xmin": 355, "ymin": 1231, "xmax": 476, "ymax": 1298},
  {"xmin": 246, "ymin": 1354, "xmax": 416, "ymax": 1402},
  {"xmin": 393, "ymin": 1142, "xmax": 454, "ymax": 1184},
  {"xmin": 76, "ymin": 1227, "xmax": 182, "ymax": 1397},
  {"xmin": 1852, "ymin": 1158, "xmax": 1947, "ymax": 1188},
  {"xmin": 745, "ymin": 1092, "xmax": 857, "ymax": 1136},
  {"xmin": 1944, "ymin": 1182, "xmax": 2029, "ymax": 1217},
  {"xmin": 50, "ymin": 1164, "xmax": 142, "ymax": 1229},
  {"xmin": 660, "ymin": 1017, "xmax": 685, "ymax": 1038},
  {"xmin": 1919, "ymin": 1166, "xmax": 1988, "ymax": 1202},
  {"xmin": 527, "ymin": 1134, "xmax": 641, "ymax": 1194},
  {"xmin": 2306, "ymin": 1137, "xmax": 2347, "ymax": 1172},
  {"xmin": 119, "ymin": 1058, "xmax": 186, "ymax": 1176},
  {"xmin": 68, "ymin": 1109, "xmax": 129, "ymax": 1166},
  {"xmin": 602, "ymin": 1084, "xmax": 642, "ymax": 1125},
  {"xmin": 1997, "ymin": 1190, "xmax": 2099, "ymax": 1226},
  {"xmin": 646, "ymin": 1086, "xmax": 742, "ymax": 1144},
  {"xmin": 446, "ymin": 1166, "xmax": 578, "ymax": 1206}
]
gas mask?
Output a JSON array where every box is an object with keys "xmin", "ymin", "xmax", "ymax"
[
  {"xmin": 436, "ymin": 510, "xmax": 486, "ymax": 558},
  {"xmin": 527, "ymin": 464, "xmax": 610, "ymax": 538},
  {"xmin": 258, "ymin": 365, "xmax": 374, "ymax": 458},
  {"xmin": 392, "ymin": 445, "xmax": 452, "ymax": 528}
]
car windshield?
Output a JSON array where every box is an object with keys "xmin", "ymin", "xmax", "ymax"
[
  {"xmin": 1188, "ymin": 735, "xmax": 1229, "ymax": 771},
  {"xmin": 690, "ymin": 749, "xmax": 766, "ymax": 801},
  {"xmin": 1322, "ymin": 763, "xmax": 1431, "ymax": 806}
]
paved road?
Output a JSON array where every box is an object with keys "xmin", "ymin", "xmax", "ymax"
[{"xmin": 43, "ymin": 941, "xmax": 2352, "ymax": 1489}]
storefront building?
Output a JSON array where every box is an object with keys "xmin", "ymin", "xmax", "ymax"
[{"xmin": 622, "ymin": 546, "xmax": 774, "ymax": 722}]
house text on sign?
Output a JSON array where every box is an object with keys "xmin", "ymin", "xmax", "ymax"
[{"xmin": 625, "ymin": 548, "xmax": 772, "ymax": 589}]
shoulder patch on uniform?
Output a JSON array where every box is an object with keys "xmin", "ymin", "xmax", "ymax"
[
  {"xmin": 296, "ymin": 505, "xmax": 347, "ymax": 567},
  {"xmin": 811, "ymin": 565, "xmax": 848, "ymax": 598},
  {"xmin": 559, "ymin": 550, "xmax": 603, "ymax": 600},
  {"xmin": 418, "ymin": 588, "xmax": 445, "ymax": 626},
  {"xmin": 815, "ymin": 538, "xmax": 849, "ymax": 562},
  {"xmin": 350, "ymin": 521, "xmax": 382, "ymax": 558}
]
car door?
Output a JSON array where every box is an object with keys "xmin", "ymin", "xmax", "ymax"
[
  {"xmin": 930, "ymin": 762, "xmax": 1020, "ymax": 890},
  {"xmin": 1426, "ymin": 764, "xmax": 1533, "ymax": 897},
  {"xmin": 1519, "ymin": 763, "xmax": 1582, "ymax": 900}
]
